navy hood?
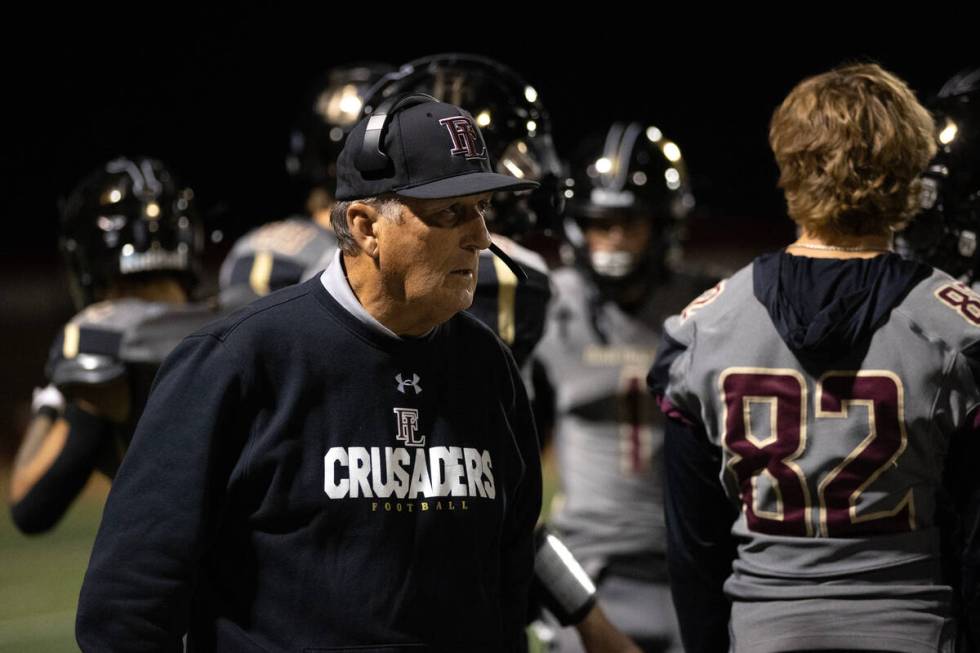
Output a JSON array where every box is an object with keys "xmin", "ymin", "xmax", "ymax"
[{"xmin": 753, "ymin": 251, "xmax": 932, "ymax": 354}]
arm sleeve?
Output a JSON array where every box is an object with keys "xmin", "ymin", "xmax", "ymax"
[
  {"xmin": 499, "ymin": 348, "xmax": 544, "ymax": 652},
  {"xmin": 663, "ymin": 417, "xmax": 737, "ymax": 653},
  {"xmin": 529, "ymin": 357, "xmax": 555, "ymax": 450},
  {"xmin": 650, "ymin": 317, "xmax": 735, "ymax": 653},
  {"xmin": 10, "ymin": 404, "xmax": 113, "ymax": 534},
  {"xmin": 648, "ymin": 324, "xmax": 701, "ymax": 426},
  {"xmin": 75, "ymin": 333, "xmax": 249, "ymax": 651}
]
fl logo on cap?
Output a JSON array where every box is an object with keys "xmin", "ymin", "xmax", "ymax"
[{"xmin": 438, "ymin": 116, "xmax": 487, "ymax": 161}]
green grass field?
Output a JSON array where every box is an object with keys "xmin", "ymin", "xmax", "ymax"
[{"xmin": 0, "ymin": 474, "xmax": 108, "ymax": 652}]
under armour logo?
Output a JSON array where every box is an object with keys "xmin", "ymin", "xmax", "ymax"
[
  {"xmin": 438, "ymin": 116, "xmax": 487, "ymax": 161},
  {"xmin": 395, "ymin": 373, "xmax": 422, "ymax": 395},
  {"xmin": 393, "ymin": 407, "xmax": 426, "ymax": 447}
]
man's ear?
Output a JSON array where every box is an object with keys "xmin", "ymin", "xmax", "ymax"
[{"xmin": 348, "ymin": 202, "xmax": 380, "ymax": 259}]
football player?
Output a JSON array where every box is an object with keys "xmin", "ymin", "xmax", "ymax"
[
  {"xmin": 9, "ymin": 156, "xmax": 223, "ymax": 533},
  {"xmin": 649, "ymin": 63, "xmax": 979, "ymax": 652},
  {"xmin": 532, "ymin": 121, "xmax": 711, "ymax": 653}
]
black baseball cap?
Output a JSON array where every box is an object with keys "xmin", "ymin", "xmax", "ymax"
[{"xmin": 335, "ymin": 98, "xmax": 539, "ymax": 201}]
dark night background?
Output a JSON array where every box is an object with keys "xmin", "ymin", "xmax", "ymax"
[{"xmin": 0, "ymin": 11, "xmax": 973, "ymax": 460}]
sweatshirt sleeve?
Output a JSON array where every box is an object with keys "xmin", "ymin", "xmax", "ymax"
[
  {"xmin": 499, "ymin": 346, "xmax": 543, "ymax": 652},
  {"xmin": 76, "ymin": 332, "xmax": 250, "ymax": 651}
]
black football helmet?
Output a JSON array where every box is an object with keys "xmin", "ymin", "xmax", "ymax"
[
  {"xmin": 362, "ymin": 53, "xmax": 564, "ymax": 237},
  {"xmin": 562, "ymin": 122, "xmax": 695, "ymax": 281},
  {"xmin": 59, "ymin": 156, "xmax": 204, "ymax": 310},
  {"xmin": 898, "ymin": 67, "xmax": 980, "ymax": 280},
  {"xmin": 285, "ymin": 62, "xmax": 396, "ymax": 198}
]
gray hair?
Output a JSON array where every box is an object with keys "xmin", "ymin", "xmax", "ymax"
[{"xmin": 330, "ymin": 195, "xmax": 404, "ymax": 255}]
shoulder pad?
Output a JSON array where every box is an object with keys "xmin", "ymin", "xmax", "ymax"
[
  {"xmin": 470, "ymin": 251, "xmax": 551, "ymax": 367},
  {"xmin": 896, "ymin": 271, "xmax": 980, "ymax": 351},
  {"xmin": 219, "ymin": 218, "xmax": 337, "ymax": 295},
  {"xmin": 46, "ymin": 301, "xmax": 136, "ymax": 388},
  {"xmin": 118, "ymin": 299, "xmax": 230, "ymax": 365},
  {"xmin": 663, "ymin": 264, "xmax": 752, "ymax": 346}
]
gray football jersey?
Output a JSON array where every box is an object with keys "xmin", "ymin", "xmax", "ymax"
[
  {"xmin": 662, "ymin": 264, "xmax": 980, "ymax": 652},
  {"xmin": 219, "ymin": 217, "xmax": 337, "ymax": 301},
  {"xmin": 48, "ymin": 299, "xmax": 223, "ymax": 386},
  {"xmin": 535, "ymin": 266, "xmax": 710, "ymax": 563},
  {"xmin": 47, "ymin": 297, "xmax": 228, "ymax": 447}
]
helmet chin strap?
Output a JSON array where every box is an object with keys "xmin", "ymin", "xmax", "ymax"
[{"xmin": 489, "ymin": 241, "xmax": 528, "ymax": 283}]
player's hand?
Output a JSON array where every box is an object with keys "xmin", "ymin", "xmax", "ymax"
[{"xmin": 575, "ymin": 604, "xmax": 643, "ymax": 653}]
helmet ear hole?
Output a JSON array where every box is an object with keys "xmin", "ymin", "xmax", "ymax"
[{"xmin": 59, "ymin": 157, "xmax": 204, "ymax": 311}]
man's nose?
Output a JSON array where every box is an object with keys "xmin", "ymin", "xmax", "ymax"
[{"xmin": 462, "ymin": 207, "xmax": 492, "ymax": 251}]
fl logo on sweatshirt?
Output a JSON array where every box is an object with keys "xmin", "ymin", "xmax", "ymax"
[{"xmin": 323, "ymin": 372, "xmax": 496, "ymax": 506}]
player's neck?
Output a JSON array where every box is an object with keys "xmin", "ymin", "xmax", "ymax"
[
  {"xmin": 785, "ymin": 230, "xmax": 893, "ymax": 259},
  {"xmin": 106, "ymin": 278, "xmax": 188, "ymax": 303},
  {"xmin": 311, "ymin": 209, "xmax": 334, "ymax": 231}
]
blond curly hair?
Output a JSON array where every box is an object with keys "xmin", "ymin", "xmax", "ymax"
[{"xmin": 769, "ymin": 63, "xmax": 936, "ymax": 239}]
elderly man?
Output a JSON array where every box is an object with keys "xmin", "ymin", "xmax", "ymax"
[{"xmin": 76, "ymin": 96, "xmax": 543, "ymax": 652}]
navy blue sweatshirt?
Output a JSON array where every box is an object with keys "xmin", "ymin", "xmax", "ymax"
[{"xmin": 75, "ymin": 275, "xmax": 542, "ymax": 652}]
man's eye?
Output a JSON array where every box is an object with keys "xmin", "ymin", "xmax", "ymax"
[
  {"xmin": 426, "ymin": 205, "xmax": 461, "ymax": 225},
  {"xmin": 429, "ymin": 201, "xmax": 489, "ymax": 224}
]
